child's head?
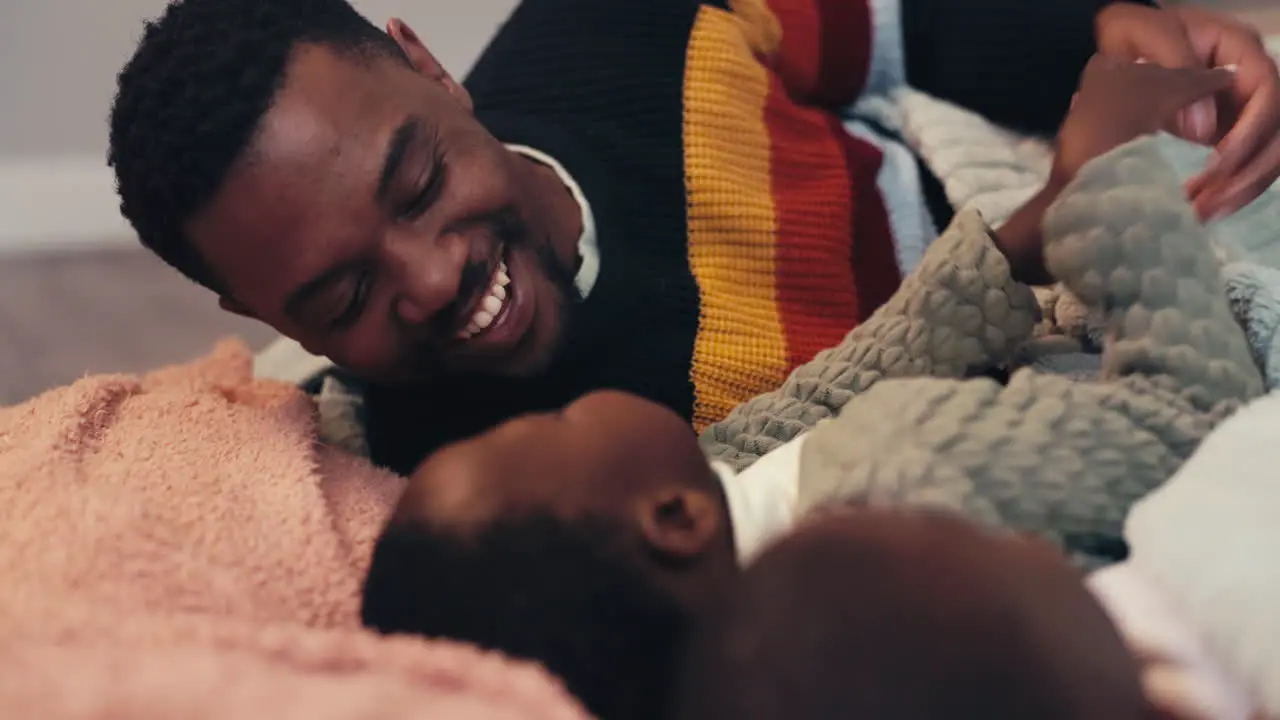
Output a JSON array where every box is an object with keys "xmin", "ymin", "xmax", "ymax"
[
  {"xmin": 361, "ymin": 390, "xmax": 739, "ymax": 720},
  {"xmin": 676, "ymin": 510, "xmax": 1149, "ymax": 720}
]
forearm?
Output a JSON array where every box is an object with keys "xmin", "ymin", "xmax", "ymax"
[
  {"xmin": 701, "ymin": 209, "xmax": 1040, "ymax": 471},
  {"xmin": 993, "ymin": 179, "xmax": 1064, "ymax": 287},
  {"xmin": 902, "ymin": 0, "xmax": 1157, "ymax": 135}
]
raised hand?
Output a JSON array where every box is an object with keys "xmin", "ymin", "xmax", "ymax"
[{"xmin": 1053, "ymin": 55, "xmax": 1235, "ymax": 189}]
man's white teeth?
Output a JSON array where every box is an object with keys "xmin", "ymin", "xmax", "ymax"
[{"xmin": 458, "ymin": 259, "xmax": 511, "ymax": 340}]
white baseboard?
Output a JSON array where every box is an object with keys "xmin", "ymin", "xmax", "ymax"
[{"xmin": 0, "ymin": 156, "xmax": 135, "ymax": 255}]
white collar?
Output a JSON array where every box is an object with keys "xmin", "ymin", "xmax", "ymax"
[
  {"xmin": 711, "ymin": 434, "xmax": 807, "ymax": 565},
  {"xmin": 504, "ymin": 144, "xmax": 600, "ymax": 299}
]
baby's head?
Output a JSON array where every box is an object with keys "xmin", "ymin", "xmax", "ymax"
[
  {"xmin": 676, "ymin": 510, "xmax": 1150, "ymax": 720},
  {"xmin": 361, "ymin": 390, "xmax": 738, "ymax": 720}
]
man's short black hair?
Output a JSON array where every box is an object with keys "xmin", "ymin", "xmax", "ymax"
[
  {"xmin": 107, "ymin": 0, "xmax": 407, "ymax": 291},
  {"xmin": 362, "ymin": 513, "xmax": 691, "ymax": 720}
]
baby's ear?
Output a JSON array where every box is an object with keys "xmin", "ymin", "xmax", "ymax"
[{"xmin": 635, "ymin": 488, "xmax": 723, "ymax": 562}]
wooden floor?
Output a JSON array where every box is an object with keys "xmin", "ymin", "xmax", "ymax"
[
  {"xmin": 0, "ymin": 0, "xmax": 1274, "ymax": 406},
  {"xmin": 0, "ymin": 249, "xmax": 275, "ymax": 405}
]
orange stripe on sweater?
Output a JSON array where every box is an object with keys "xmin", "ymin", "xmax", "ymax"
[{"xmin": 683, "ymin": 6, "xmax": 788, "ymax": 431}]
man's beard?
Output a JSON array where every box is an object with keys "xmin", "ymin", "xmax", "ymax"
[{"xmin": 523, "ymin": 238, "xmax": 582, "ymax": 374}]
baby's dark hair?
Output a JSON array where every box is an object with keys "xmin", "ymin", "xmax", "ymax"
[
  {"xmin": 362, "ymin": 513, "xmax": 692, "ymax": 720},
  {"xmin": 107, "ymin": 0, "xmax": 408, "ymax": 291},
  {"xmin": 674, "ymin": 515, "xmax": 1146, "ymax": 720}
]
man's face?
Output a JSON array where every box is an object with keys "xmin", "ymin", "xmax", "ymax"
[{"xmin": 187, "ymin": 33, "xmax": 581, "ymax": 384}]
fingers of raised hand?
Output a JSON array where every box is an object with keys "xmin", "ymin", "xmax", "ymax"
[
  {"xmin": 1182, "ymin": 23, "xmax": 1280, "ymax": 217},
  {"xmin": 1186, "ymin": 62, "xmax": 1280, "ymax": 218}
]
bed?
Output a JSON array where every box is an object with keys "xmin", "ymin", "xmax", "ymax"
[{"xmin": 4, "ymin": 68, "xmax": 1280, "ymax": 717}]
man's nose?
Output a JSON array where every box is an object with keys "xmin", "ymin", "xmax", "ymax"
[{"xmin": 383, "ymin": 229, "xmax": 470, "ymax": 328}]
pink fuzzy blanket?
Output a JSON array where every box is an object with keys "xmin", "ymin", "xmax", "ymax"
[{"xmin": 0, "ymin": 340, "xmax": 589, "ymax": 719}]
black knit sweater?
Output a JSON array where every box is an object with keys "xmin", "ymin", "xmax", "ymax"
[{"xmin": 362, "ymin": 0, "xmax": 1154, "ymax": 476}]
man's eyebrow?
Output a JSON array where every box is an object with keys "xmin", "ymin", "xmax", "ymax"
[{"xmin": 376, "ymin": 115, "xmax": 423, "ymax": 203}]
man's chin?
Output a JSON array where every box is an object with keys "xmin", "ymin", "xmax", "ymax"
[{"xmin": 436, "ymin": 344, "xmax": 555, "ymax": 380}]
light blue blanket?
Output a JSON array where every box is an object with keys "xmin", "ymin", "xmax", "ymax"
[{"xmin": 1154, "ymin": 138, "xmax": 1280, "ymax": 390}]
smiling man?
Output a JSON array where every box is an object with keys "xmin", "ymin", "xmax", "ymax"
[
  {"xmin": 108, "ymin": 0, "xmax": 1280, "ymax": 475},
  {"xmin": 180, "ymin": 40, "xmax": 584, "ymax": 383}
]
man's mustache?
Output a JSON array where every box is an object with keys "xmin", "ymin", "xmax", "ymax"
[{"xmin": 427, "ymin": 208, "xmax": 531, "ymax": 338}]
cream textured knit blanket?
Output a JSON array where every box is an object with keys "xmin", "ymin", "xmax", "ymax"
[
  {"xmin": 701, "ymin": 137, "xmax": 1266, "ymax": 566},
  {"xmin": 895, "ymin": 87, "xmax": 1280, "ymax": 385}
]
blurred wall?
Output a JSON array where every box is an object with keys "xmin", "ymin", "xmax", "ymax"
[{"xmin": 0, "ymin": 0, "xmax": 517, "ymax": 252}]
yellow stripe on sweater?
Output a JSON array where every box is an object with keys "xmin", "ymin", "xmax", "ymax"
[{"xmin": 684, "ymin": 6, "xmax": 787, "ymax": 431}]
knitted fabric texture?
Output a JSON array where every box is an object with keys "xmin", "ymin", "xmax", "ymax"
[
  {"xmin": 359, "ymin": 0, "xmax": 1147, "ymax": 474},
  {"xmin": 898, "ymin": 90, "xmax": 1280, "ymax": 386},
  {"xmin": 259, "ymin": 101, "xmax": 1280, "ymax": 464},
  {"xmin": 257, "ymin": 0, "xmax": 1164, "ymax": 471},
  {"xmin": 1222, "ymin": 262, "xmax": 1280, "ymax": 390},
  {"xmin": 664, "ymin": 0, "xmax": 905, "ymax": 430},
  {"xmin": 701, "ymin": 209, "xmax": 1039, "ymax": 465},
  {"xmin": 359, "ymin": 0, "xmax": 912, "ymax": 473},
  {"xmin": 701, "ymin": 137, "xmax": 1265, "ymax": 565}
]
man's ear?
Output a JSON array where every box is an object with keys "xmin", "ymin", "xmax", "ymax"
[
  {"xmin": 635, "ymin": 488, "xmax": 723, "ymax": 563},
  {"xmin": 218, "ymin": 295, "xmax": 255, "ymax": 319},
  {"xmin": 385, "ymin": 18, "xmax": 474, "ymax": 112}
]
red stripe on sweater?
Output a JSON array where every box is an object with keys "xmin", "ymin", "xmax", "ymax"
[
  {"xmin": 762, "ymin": 0, "xmax": 821, "ymax": 101},
  {"xmin": 766, "ymin": 76, "xmax": 876, "ymax": 369},
  {"xmin": 761, "ymin": 0, "xmax": 872, "ymax": 106},
  {"xmin": 812, "ymin": 0, "xmax": 872, "ymax": 107}
]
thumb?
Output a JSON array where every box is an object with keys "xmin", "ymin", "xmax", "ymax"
[
  {"xmin": 1134, "ymin": 57, "xmax": 1221, "ymax": 144},
  {"xmin": 1155, "ymin": 66, "xmax": 1234, "ymax": 109},
  {"xmin": 1125, "ymin": 18, "xmax": 1221, "ymax": 142}
]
